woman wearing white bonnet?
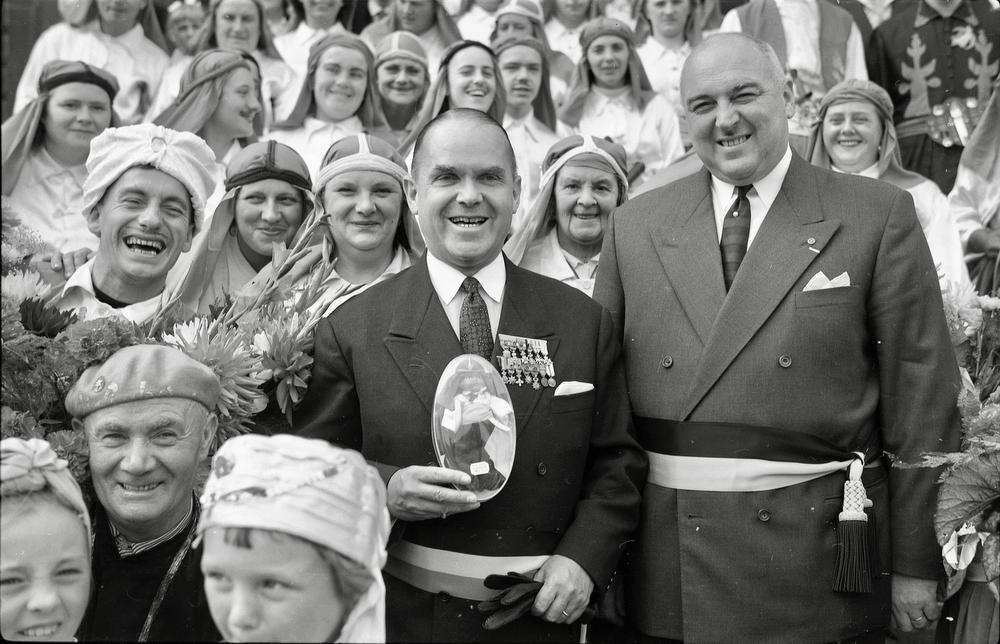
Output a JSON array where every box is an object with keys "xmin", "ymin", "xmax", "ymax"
[{"xmin": 197, "ymin": 433, "xmax": 390, "ymax": 643}]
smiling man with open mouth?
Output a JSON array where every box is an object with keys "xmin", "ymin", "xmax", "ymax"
[{"xmin": 55, "ymin": 123, "xmax": 217, "ymax": 324}]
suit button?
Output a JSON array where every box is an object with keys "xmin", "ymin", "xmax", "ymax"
[
  {"xmin": 660, "ymin": 355, "xmax": 673, "ymax": 368},
  {"xmin": 778, "ymin": 355, "xmax": 792, "ymax": 368},
  {"xmin": 438, "ymin": 592, "xmax": 451, "ymax": 603},
  {"xmin": 536, "ymin": 462, "xmax": 548, "ymax": 476},
  {"xmin": 758, "ymin": 509, "xmax": 772, "ymax": 522}
]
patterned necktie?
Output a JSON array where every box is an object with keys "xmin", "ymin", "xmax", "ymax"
[
  {"xmin": 460, "ymin": 277, "xmax": 493, "ymax": 360},
  {"xmin": 720, "ymin": 184, "xmax": 753, "ymax": 291}
]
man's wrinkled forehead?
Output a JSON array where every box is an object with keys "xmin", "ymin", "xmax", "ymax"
[
  {"xmin": 412, "ymin": 112, "xmax": 518, "ymax": 180},
  {"xmin": 84, "ymin": 398, "xmax": 209, "ymax": 439}
]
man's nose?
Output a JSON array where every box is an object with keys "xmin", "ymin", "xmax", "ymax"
[
  {"xmin": 456, "ymin": 177, "xmax": 483, "ymax": 206},
  {"xmin": 120, "ymin": 438, "xmax": 155, "ymax": 474},
  {"xmin": 716, "ymin": 101, "xmax": 740, "ymax": 130}
]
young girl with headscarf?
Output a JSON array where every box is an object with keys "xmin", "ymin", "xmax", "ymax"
[
  {"xmin": 2, "ymin": 60, "xmax": 119, "ymax": 255},
  {"xmin": 805, "ymin": 78, "xmax": 970, "ymax": 292},
  {"xmin": 17, "ymin": 0, "xmax": 170, "ymax": 124},
  {"xmin": 544, "ymin": 0, "xmax": 604, "ymax": 64},
  {"xmin": 149, "ymin": 0, "xmax": 299, "ymax": 130},
  {"xmin": 196, "ymin": 433, "xmax": 390, "ymax": 642},
  {"xmin": 557, "ymin": 17, "xmax": 683, "ymax": 189},
  {"xmin": 274, "ymin": 0, "xmax": 359, "ymax": 79},
  {"xmin": 491, "ymin": 0, "xmax": 573, "ymax": 95},
  {"xmin": 361, "ymin": 0, "xmax": 464, "ymax": 77},
  {"xmin": 172, "ymin": 140, "xmax": 314, "ymax": 314},
  {"xmin": 372, "ymin": 32, "xmax": 432, "ymax": 149},
  {"xmin": 505, "ymin": 134, "xmax": 628, "ymax": 296},
  {"xmin": 1, "ymin": 437, "xmax": 93, "ymax": 642},
  {"xmin": 268, "ymin": 33, "xmax": 386, "ymax": 178}
]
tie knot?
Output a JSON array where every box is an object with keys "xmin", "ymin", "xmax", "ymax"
[
  {"xmin": 737, "ymin": 184, "xmax": 753, "ymax": 199},
  {"xmin": 461, "ymin": 277, "xmax": 481, "ymax": 294}
]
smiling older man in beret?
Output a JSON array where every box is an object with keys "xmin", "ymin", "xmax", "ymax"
[
  {"xmin": 55, "ymin": 123, "xmax": 216, "ymax": 323},
  {"xmin": 66, "ymin": 344, "xmax": 222, "ymax": 642}
]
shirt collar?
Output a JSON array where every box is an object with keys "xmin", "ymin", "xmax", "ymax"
[
  {"xmin": 23, "ymin": 146, "xmax": 88, "ymax": 187},
  {"xmin": 710, "ymin": 146, "xmax": 793, "ymax": 213},
  {"xmin": 61, "ymin": 257, "xmax": 98, "ymax": 298},
  {"xmin": 503, "ymin": 114, "xmax": 544, "ymax": 140},
  {"xmin": 591, "ymin": 84, "xmax": 632, "ymax": 109},
  {"xmin": 426, "ymin": 250, "xmax": 506, "ymax": 305},
  {"xmin": 296, "ymin": 20, "xmax": 347, "ymax": 42},
  {"xmin": 915, "ymin": 0, "xmax": 978, "ymax": 28},
  {"xmin": 832, "ymin": 161, "xmax": 880, "ymax": 179},
  {"xmin": 108, "ymin": 498, "xmax": 194, "ymax": 558},
  {"xmin": 88, "ymin": 20, "xmax": 147, "ymax": 49}
]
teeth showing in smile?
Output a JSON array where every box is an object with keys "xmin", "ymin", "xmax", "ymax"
[
  {"xmin": 721, "ymin": 135, "xmax": 750, "ymax": 147},
  {"xmin": 122, "ymin": 482, "xmax": 159, "ymax": 492},
  {"xmin": 837, "ymin": 140, "xmax": 861, "ymax": 147},
  {"xmin": 20, "ymin": 625, "xmax": 59, "ymax": 638},
  {"xmin": 123, "ymin": 236, "xmax": 165, "ymax": 256},
  {"xmin": 449, "ymin": 217, "xmax": 487, "ymax": 227}
]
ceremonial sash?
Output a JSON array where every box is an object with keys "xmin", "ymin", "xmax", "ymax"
[{"xmin": 384, "ymin": 540, "xmax": 549, "ymax": 601}]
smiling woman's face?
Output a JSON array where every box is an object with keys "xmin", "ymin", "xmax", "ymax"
[
  {"xmin": 446, "ymin": 46, "xmax": 497, "ymax": 113},
  {"xmin": 313, "ymin": 46, "xmax": 368, "ymax": 122}
]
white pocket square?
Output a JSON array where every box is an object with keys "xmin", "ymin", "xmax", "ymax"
[
  {"xmin": 803, "ymin": 271, "xmax": 850, "ymax": 291},
  {"xmin": 554, "ymin": 381, "xmax": 594, "ymax": 396}
]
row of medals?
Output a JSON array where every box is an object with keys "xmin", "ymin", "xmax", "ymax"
[{"xmin": 497, "ymin": 335, "xmax": 556, "ymax": 390}]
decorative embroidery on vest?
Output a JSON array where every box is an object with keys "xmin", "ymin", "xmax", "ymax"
[
  {"xmin": 967, "ymin": 31, "xmax": 998, "ymax": 104},
  {"xmin": 901, "ymin": 33, "xmax": 941, "ymax": 118}
]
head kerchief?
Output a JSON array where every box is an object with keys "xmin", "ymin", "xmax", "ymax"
[
  {"xmin": 491, "ymin": 34, "xmax": 557, "ymax": 131},
  {"xmin": 197, "ymin": 433, "xmax": 391, "ymax": 642},
  {"xmin": 81, "ymin": 123, "xmax": 217, "ymax": 235},
  {"xmin": 491, "ymin": 0, "xmax": 549, "ymax": 47},
  {"xmin": 375, "ymin": 30, "xmax": 430, "ymax": 71},
  {"xmin": 398, "ymin": 40, "xmax": 507, "ymax": 154},
  {"xmin": 505, "ymin": 134, "xmax": 628, "ymax": 263},
  {"xmin": 805, "ymin": 78, "xmax": 925, "ymax": 191},
  {"xmin": 65, "ymin": 344, "xmax": 222, "ymax": 418},
  {"xmin": 632, "ymin": 0, "xmax": 703, "ymax": 46},
  {"xmin": 314, "ymin": 133, "xmax": 425, "ymax": 256},
  {"xmin": 66, "ymin": 0, "xmax": 170, "ymax": 52},
  {"xmin": 2, "ymin": 60, "xmax": 121, "ymax": 195},
  {"xmin": 278, "ymin": 33, "xmax": 385, "ymax": 130},
  {"xmin": 153, "ymin": 49, "xmax": 264, "ymax": 138},
  {"xmin": 368, "ymin": 0, "xmax": 462, "ymax": 45},
  {"xmin": 557, "ymin": 18, "xmax": 654, "ymax": 127},
  {"xmin": 1, "ymin": 437, "xmax": 92, "ymax": 551},
  {"xmin": 195, "ymin": 0, "xmax": 285, "ymax": 60}
]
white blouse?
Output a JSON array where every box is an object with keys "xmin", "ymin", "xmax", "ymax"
[{"xmin": 267, "ymin": 116, "xmax": 366, "ymax": 179}]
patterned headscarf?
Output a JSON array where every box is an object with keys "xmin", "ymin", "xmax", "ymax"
[
  {"xmin": 504, "ymin": 134, "xmax": 628, "ymax": 263},
  {"xmin": 197, "ymin": 433, "xmax": 391, "ymax": 642},
  {"xmin": 374, "ymin": 31, "xmax": 431, "ymax": 135},
  {"xmin": 1, "ymin": 437, "xmax": 91, "ymax": 549},
  {"xmin": 1, "ymin": 60, "xmax": 120, "ymax": 196},
  {"xmin": 805, "ymin": 78, "xmax": 925, "ymax": 191},
  {"xmin": 153, "ymin": 48, "xmax": 265, "ymax": 138},
  {"xmin": 557, "ymin": 18, "xmax": 655, "ymax": 127},
  {"xmin": 276, "ymin": 33, "xmax": 385, "ymax": 130}
]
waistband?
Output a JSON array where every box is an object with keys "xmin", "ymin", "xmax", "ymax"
[{"xmin": 384, "ymin": 540, "xmax": 549, "ymax": 601}]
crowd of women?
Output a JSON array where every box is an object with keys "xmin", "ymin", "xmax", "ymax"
[{"xmin": 1, "ymin": 0, "xmax": 998, "ymax": 642}]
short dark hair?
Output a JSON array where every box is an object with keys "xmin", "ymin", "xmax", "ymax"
[{"xmin": 410, "ymin": 108, "xmax": 518, "ymax": 179}]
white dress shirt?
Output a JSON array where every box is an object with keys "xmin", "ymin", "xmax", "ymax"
[
  {"xmin": 57, "ymin": 258, "xmax": 166, "ymax": 324},
  {"xmin": 519, "ymin": 228, "xmax": 599, "ymax": 297},
  {"xmin": 504, "ymin": 113, "xmax": 560, "ymax": 225},
  {"xmin": 545, "ymin": 19, "xmax": 584, "ymax": 64},
  {"xmin": 16, "ymin": 21, "xmax": 169, "ymax": 124},
  {"xmin": 456, "ymin": 6, "xmax": 500, "ymax": 45},
  {"xmin": 267, "ymin": 115, "xmax": 365, "ymax": 179},
  {"xmin": 635, "ymin": 39, "xmax": 691, "ymax": 115},
  {"xmin": 427, "ymin": 251, "xmax": 506, "ymax": 341},
  {"xmin": 274, "ymin": 21, "xmax": 348, "ymax": 80},
  {"xmin": 7, "ymin": 147, "xmax": 97, "ymax": 253},
  {"xmin": 710, "ymin": 146, "xmax": 792, "ymax": 247}
]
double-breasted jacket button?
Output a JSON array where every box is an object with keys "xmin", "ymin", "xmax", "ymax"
[
  {"xmin": 438, "ymin": 591, "xmax": 451, "ymax": 602},
  {"xmin": 660, "ymin": 355, "xmax": 673, "ymax": 369},
  {"xmin": 758, "ymin": 509, "xmax": 772, "ymax": 522},
  {"xmin": 778, "ymin": 355, "xmax": 792, "ymax": 368},
  {"xmin": 536, "ymin": 462, "xmax": 548, "ymax": 476}
]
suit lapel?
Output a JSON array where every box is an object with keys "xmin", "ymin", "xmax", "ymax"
[
  {"xmin": 650, "ymin": 170, "xmax": 726, "ymax": 346},
  {"xmin": 384, "ymin": 259, "xmax": 463, "ymax": 416},
  {"xmin": 496, "ymin": 260, "xmax": 559, "ymax": 434},
  {"xmin": 682, "ymin": 157, "xmax": 841, "ymax": 418}
]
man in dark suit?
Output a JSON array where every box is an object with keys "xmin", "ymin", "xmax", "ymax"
[
  {"xmin": 294, "ymin": 108, "xmax": 646, "ymax": 642},
  {"xmin": 594, "ymin": 33, "xmax": 961, "ymax": 643}
]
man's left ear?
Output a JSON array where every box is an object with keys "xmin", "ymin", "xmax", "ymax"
[
  {"xmin": 782, "ymin": 80, "xmax": 796, "ymax": 119},
  {"xmin": 198, "ymin": 411, "xmax": 218, "ymax": 460},
  {"xmin": 511, "ymin": 173, "xmax": 522, "ymax": 215},
  {"xmin": 405, "ymin": 180, "xmax": 418, "ymax": 215},
  {"xmin": 85, "ymin": 206, "xmax": 102, "ymax": 237}
]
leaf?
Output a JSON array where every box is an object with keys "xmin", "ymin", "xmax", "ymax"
[{"xmin": 934, "ymin": 452, "xmax": 1000, "ymax": 545}]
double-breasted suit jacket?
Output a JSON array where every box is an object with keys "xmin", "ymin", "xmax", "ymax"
[
  {"xmin": 294, "ymin": 256, "xmax": 646, "ymax": 642},
  {"xmin": 594, "ymin": 155, "xmax": 961, "ymax": 642}
]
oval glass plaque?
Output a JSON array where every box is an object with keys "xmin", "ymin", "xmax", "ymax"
[{"xmin": 432, "ymin": 354, "xmax": 516, "ymax": 501}]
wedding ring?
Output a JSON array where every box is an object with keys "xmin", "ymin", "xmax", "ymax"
[
  {"xmin": 441, "ymin": 511, "xmax": 447, "ymax": 520},
  {"xmin": 913, "ymin": 616, "xmax": 926, "ymax": 623},
  {"xmin": 561, "ymin": 610, "xmax": 570, "ymax": 617}
]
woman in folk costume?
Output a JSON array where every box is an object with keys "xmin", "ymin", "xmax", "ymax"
[
  {"xmin": 397, "ymin": 40, "xmax": 506, "ymax": 156},
  {"xmin": 2, "ymin": 61, "xmax": 119, "ymax": 255},
  {"xmin": 291, "ymin": 133, "xmax": 425, "ymax": 318},
  {"xmin": 360, "ymin": 0, "xmax": 463, "ymax": 78},
  {"xmin": 805, "ymin": 78, "xmax": 971, "ymax": 292},
  {"xmin": 504, "ymin": 134, "xmax": 628, "ymax": 297},
  {"xmin": 490, "ymin": 0, "xmax": 573, "ymax": 95},
  {"xmin": 1, "ymin": 438, "xmax": 93, "ymax": 643},
  {"xmin": 155, "ymin": 49, "xmax": 264, "ymax": 215},
  {"xmin": 196, "ymin": 434, "xmax": 390, "ymax": 643},
  {"xmin": 544, "ymin": 0, "xmax": 604, "ymax": 64},
  {"xmin": 172, "ymin": 140, "xmax": 313, "ymax": 314},
  {"xmin": 149, "ymin": 0, "xmax": 299, "ymax": 130},
  {"xmin": 556, "ymin": 18, "xmax": 682, "ymax": 189},
  {"xmin": 491, "ymin": 35, "xmax": 559, "ymax": 227},
  {"xmin": 268, "ymin": 33, "xmax": 386, "ymax": 179},
  {"xmin": 17, "ymin": 0, "xmax": 169, "ymax": 124},
  {"xmin": 633, "ymin": 0, "xmax": 702, "ymax": 144},
  {"xmin": 275, "ymin": 0, "xmax": 360, "ymax": 80},
  {"xmin": 951, "ymin": 82, "xmax": 1000, "ymax": 296},
  {"xmin": 372, "ymin": 32, "xmax": 431, "ymax": 149}
]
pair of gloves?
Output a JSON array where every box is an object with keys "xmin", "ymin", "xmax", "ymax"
[{"xmin": 477, "ymin": 572, "xmax": 596, "ymax": 630}]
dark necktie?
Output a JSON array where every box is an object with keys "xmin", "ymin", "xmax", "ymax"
[
  {"xmin": 460, "ymin": 277, "xmax": 493, "ymax": 360},
  {"xmin": 720, "ymin": 184, "xmax": 753, "ymax": 290}
]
